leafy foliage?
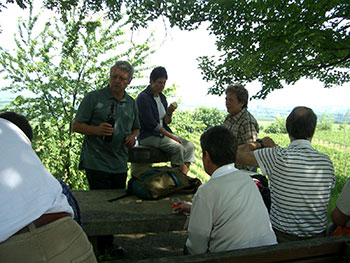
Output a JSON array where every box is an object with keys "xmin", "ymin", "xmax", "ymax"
[
  {"xmin": 170, "ymin": 106, "xmax": 226, "ymax": 137},
  {"xmin": 5, "ymin": 1, "xmax": 349, "ymax": 99},
  {"xmin": 317, "ymin": 113, "xmax": 334, "ymax": 131},
  {"xmin": 263, "ymin": 116, "xmax": 287, "ymax": 134},
  {"xmin": 171, "ymin": 109, "xmax": 205, "ymax": 137},
  {"xmin": 192, "ymin": 106, "xmax": 226, "ymax": 131},
  {"xmin": 0, "ymin": 4, "xmax": 154, "ymax": 189},
  {"xmin": 195, "ymin": 1, "xmax": 350, "ymax": 98},
  {"xmin": 0, "ymin": 0, "xmax": 30, "ymax": 14},
  {"xmin": 40, "ymin": 1, "xmax": 350, "ymax": 99}
]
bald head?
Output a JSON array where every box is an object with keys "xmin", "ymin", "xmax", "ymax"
[{"xmin": 286, "ymin": 106, "xmax": 317, "ymax": 140}]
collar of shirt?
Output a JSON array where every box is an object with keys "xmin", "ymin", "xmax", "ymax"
[
  {"xmin": 211, "ymin": 163, "xmax": 238, "ymax": 180},
  {"xmin": 227, "ymin": 107, "xmax": 247, "ymax": 121},
  {"xmin": 104, "ymin": 86, "xmax": 128, "ymax": 103},
  {"xmin": 289, "ymin": 139, "xmax": 312, "ymax": 148},
  {"xmin": 145, "ymin": 85, "xmax": 155, "ymax": 96}
]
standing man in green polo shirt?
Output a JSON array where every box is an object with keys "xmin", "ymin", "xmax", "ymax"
[
  {"xmin": 72, "ymin": 60, "xmax": 140, "ymax": 190},
  {"xmin": 72, "ymin": 61, "xmax": 139, "ymax": 254}
]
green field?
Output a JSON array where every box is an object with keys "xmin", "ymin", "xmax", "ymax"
[{"xmin": 181, "ymin": 126, "xmax": 349, "ymax": 224}]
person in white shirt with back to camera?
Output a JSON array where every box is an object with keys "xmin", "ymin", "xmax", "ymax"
[
  {"xmin": 181, "ymin": 125, "xmax": 277, "ymax": 255},
  {"xmin": 0, "ymin": 112, "xmax": 96, "ymax": 263}
]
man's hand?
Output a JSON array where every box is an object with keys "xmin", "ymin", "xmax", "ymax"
[
  {"xmin": 172, "ymin": 201, "xmax": 192, "ymax": 214},
  {"xmin": 159, "ymin": 128, "xmax": 182, "ymax": 144},
  {"xmin": 171, "ymin": 134, "xmax": 182, "ymax": 144},
  {"xmin": 124, "ymin": 134, "xmax": 136, "ymax": 148},
  {"xmin": 262, "ymin": 137, "xmax": 277, "ymax": 148},
  {"xmin": 96, "ymin": 122, "xmax": 114, "ymax": 136},
  {"xmin": 72, "ymin": 120, "xmax": 114, "ymax": 136}
]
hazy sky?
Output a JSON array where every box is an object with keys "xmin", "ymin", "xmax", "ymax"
[{"xmin": 1, "ymin": 2, "xmax": 349, "ymax": 113}]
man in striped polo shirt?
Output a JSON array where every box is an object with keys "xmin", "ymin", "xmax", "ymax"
[{"xmin": 236, "ymin": 106, "xmax": 335, "ymax": 242}]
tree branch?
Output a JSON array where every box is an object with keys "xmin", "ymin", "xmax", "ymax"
[{"xmin": 300, "ymin": 53, "xmax": 350, "ymax": 70}]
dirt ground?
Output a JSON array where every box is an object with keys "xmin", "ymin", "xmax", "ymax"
[{"xmin": 99, "ymin": 230, "xmax": 188, "ymax": 262}]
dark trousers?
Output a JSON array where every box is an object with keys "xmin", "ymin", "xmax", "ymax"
[
  {"xmin": 85, "ymin": 169, "xmax": 127, "ymax": 253},
  {"xmin": 273, "ymin": 228, "xmax": 326, "ymax": 243},
  {"xmin": 85, "ymin": 169, "xmax": 127, "ymax": 190}
]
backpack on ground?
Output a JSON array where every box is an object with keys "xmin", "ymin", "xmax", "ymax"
[{"xmin": 128, "ymin": 165, "xmax": 202, "ymax": 200}]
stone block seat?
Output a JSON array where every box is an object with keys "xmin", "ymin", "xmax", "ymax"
[{"xmin": 128, "ymin": 145, "xmax": 170, "ymax": 164}]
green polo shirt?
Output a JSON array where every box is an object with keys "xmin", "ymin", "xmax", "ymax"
[{"xmin": 75, "ymin": 86, "xmax": 140, "ymax": 173}]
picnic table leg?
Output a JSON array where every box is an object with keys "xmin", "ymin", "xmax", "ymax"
[{"xmin": 88, "ymin": 236, "xmax": 98, "ymax": 254}]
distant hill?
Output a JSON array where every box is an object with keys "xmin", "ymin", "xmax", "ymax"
[
  {"xmin": 1, "ymin": 96, "xmax": 350, "ymax": 123},
  {"xmin": 250, "ymin": 106, "xmax": 290, "ymax": 121},
  {"xmin": 250, "ymin": 105, "xmax": 350, "ymax": 123},
  {"xmin": 0, "ymin": 98, "xmax": 13, "ymax": 110}
]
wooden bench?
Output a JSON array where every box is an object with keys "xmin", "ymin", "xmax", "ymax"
[
  {"xmin": 73, "ymin": 189, "xmax": 192, "ymax": 236},
  {"xmin": 129, "ymin": 235, "xmax": 350, "ymax": 263}
]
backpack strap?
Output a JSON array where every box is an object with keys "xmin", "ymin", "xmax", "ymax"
[{"xmin": 107, "ymin": 191, "xmax": 131, "ymax": 202}]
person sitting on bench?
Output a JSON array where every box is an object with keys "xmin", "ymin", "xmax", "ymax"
[
  {"xmin": 183, "ymin": 126, "xmax": 277, "ymax": 255},
  {"xmin": 136, "ymin": 66, "xmax": 195, "ymax": 174},
  {"xmin": 236, "ymin": 106, "xmax": 335, "ymax": 242},
  {"xmin": 328, "ymin": 178, "xmax": 350, "ymax": 236},
  {"xmin": 0, "ymin": 112, "xmax": 96, "ymax": 262}
]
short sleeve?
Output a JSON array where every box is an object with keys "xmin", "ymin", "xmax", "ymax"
[
  {"xmin": 74, "ymin": 92, "xmax": 95, "ymax": 123},
  {"xmin": 254, "ymin": 147, "xmax": 280, "ymax": 178},
  {"xmin": 337, "ymin": 179, "xmax": 350, "ymax": 216}
]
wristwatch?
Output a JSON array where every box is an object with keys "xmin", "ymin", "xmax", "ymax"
[{"xmin": 256, "ymin": 139, "xmax": 264, "ymax": 149}]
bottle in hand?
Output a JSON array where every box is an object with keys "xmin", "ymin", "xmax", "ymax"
[
  {"xmin": 170, "ymin": 102, "xmax": 178, "ymax": 110},
  {"xmin": 103, "ymin": 103, "xmax": 115, "ymax": 143}
]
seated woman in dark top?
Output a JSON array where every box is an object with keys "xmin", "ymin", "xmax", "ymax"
[{"xmin": 136, "ymin": 66, "xmax": 195, "ymax": 174}]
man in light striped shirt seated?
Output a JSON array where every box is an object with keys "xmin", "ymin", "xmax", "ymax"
[{"xmin": 236, "ymin": 106, "xmax": 335, "ymax": 243}]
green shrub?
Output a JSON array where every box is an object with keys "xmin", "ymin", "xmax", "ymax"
[
  {"xmin": 263, "ymin": 116, "xmax": 287, "ymax": 134},
  {"xmin": 317, "ymin": 113, "xmax": 333, "ymax": 131},
  {"xmin": 171, "ymin": 110, "xmax": 205, "ymax": 137},
  {"xmin": 192, "ymin": 107, "xmax": 226, "ymax": 131}
]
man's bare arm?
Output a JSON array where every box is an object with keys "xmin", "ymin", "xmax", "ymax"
[
  {"xmin": 236, "ymin": 137, "xmax": 277, "ymax": 168},
  {"xmin": 159, "ymin": 127, "xmax": 182, "ymax": 144},
  {"xmin": 236, "ymin": 149, "xmax": 259, "ymax": 167},
  {"xmin": 72, "ymin": 120, "xmax": 114, "ymax": 136},
  {"xmin": 331, "ymin": 206, "xmax": 350, "ymax": 227}
]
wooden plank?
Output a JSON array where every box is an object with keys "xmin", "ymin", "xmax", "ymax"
[{"xmin": 129, "ymin": 236, "xmax": 350, "ymax": 263}]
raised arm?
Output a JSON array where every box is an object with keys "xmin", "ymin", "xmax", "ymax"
[
  {"xmin": 236, "ymin": 144, "xmax": 259, "ymax": 167},
  {"xmin": 236, "ymin": 137, "xmax": 277, "ymax": 168},
  {"xmin": 164, "ymin": 102, "xmax": 176, "ymax": 125}
]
